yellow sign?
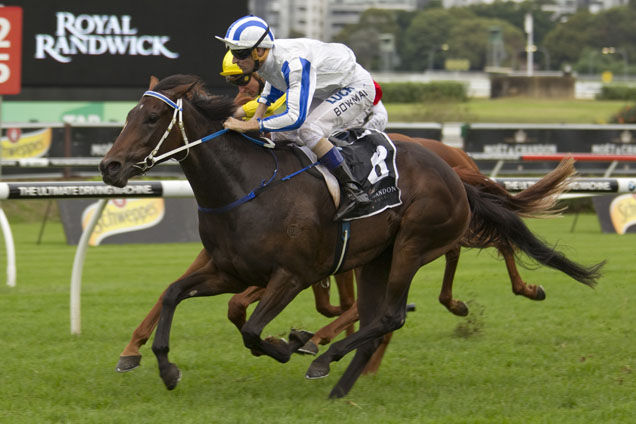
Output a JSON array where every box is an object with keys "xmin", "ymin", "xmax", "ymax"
[
  {"xmin": 445, "ymin": 59, "xmax": 470, "ymax": 72},
  {"xmin": 601, "ymin": 71, "xmax": 613, "ymax": 84},
  {"xmin": 609, "ymin": 194, "xmax": 636, "ymax": 234},
  {"xmin": 82, "ymin": 198, "xmax": 166, "ymax": 246},
  {"xmin": 1, "ymin": 127, "xmax": 52, "ymax": 159}
]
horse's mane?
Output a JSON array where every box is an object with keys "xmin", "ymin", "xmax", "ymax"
[{"xmin": 154, "ymin": 74, "xmax": 236, "ymax": 122}]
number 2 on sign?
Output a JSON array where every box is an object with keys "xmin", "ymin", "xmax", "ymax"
[{"xmin": 0, "ymin": 17, "xmax": 11, "ymax": 84}]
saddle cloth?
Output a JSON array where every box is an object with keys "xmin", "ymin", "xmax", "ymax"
[{"xmin": 296, "ymin": 128, "xmax": 402, "ymax": 221}]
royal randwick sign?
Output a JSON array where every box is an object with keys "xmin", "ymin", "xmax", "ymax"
[
  {"xmin": 19, "ymin": 0, "xmax": 247, "ymax": 89},
  {"xmin": 35, "ymin": 12, "xmax": 179, "ymax": 63}
]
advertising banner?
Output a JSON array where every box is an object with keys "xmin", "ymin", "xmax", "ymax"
[
  {"xmin": 593, "ymin": 194, "xmax": 636, "ymax": 234},
  {"xmin": 58, "ymin": 197, "xmax": 200, "ymax": 245},
  {"xmin": 464, "ymin": 124, "xmax": 636, "ymax": 174},
  {"xmin": 17, "ymin": 0, "xmax": 247, "ymax": 90},
  {"xmin": 0, "ymin": 6, "xmax": 22, "ymax": 95}
]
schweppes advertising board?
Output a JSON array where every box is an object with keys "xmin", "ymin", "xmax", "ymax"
[
  {"xmin": 609, "ymin": 194, "xmax": 636, "ymax": 235},
  {"xmin": 58, "ymin": 197, "xmax": 199, "ymax": 245},
  {"xmin": 2, "ymin": 128, "xmax": 52, "ymax": 159},
  {"xmin": 593, "ymin": 194, "xmax": 636, "ymax": 235},
  {"xmin": 81, "ymin": 198, "xmax": 165, "ymax": 246}
]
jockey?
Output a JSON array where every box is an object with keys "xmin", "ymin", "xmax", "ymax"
[
  {"xmin": 220, "ymin": 50, "xmax": 286, "ymax": 119},
  {"xmin": 217, "ymin": 15, "xmax": 375, "ymax": 221},
  {"xmin": 221, "ymin": 49, "xmax": 387, "ymax": 128}
]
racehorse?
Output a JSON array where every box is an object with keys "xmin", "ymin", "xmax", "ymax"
[
  {"xmin": 115, "ymin": 137, "xmax": 587, "ymax": 375},
  {"xmin": 100, "ymin": 74, "xmax": 602, "ymax": 398}
]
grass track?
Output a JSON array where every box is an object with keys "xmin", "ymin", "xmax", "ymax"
[
  {"xmin": 0, "ymin": 213, "xmax": 634, "ymax": 423},
  {"xmin": 386, "ymin": 98, "xmax": 630, "ymax": 124}
]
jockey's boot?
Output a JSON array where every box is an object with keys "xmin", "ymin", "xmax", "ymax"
[
  {"xmin": 319, "ymin": 145, "xmax": 371, "ymax": 221},
  {"xmin": 330, "ymin": 162, "xmax": 371, "ymax": 221}
]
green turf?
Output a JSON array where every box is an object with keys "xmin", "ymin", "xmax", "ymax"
[
  {"xmin": 0, "ymin": 214, "xmax": 634, "ymax": 423},
  {"xmin": 386, "ymin": 98, "xmax": 630, "ymax": 124}
]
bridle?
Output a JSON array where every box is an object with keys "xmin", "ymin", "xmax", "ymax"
[
  {"xmin": 133, "ymin": 91, "xmax": 191, "ymax": 173},
  {"xmin": 133, "ymin": 90, "xmax": 274, "ymax": 174}
]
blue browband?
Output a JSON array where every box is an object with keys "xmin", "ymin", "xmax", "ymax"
[{"xmin": 143, "ymin": 90, "xmax": 182, "ymax": 111}]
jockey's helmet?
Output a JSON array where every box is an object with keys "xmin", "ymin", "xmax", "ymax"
[
  {"xmin": 215, "ymin": 15, "xmax": 274, "ymax": 52},
  {"xmin": 220, "ymin": 50, "xmax": 243, "ymax": 76},
  {"xmin": 220, "ymin": 50, "xmax": 252, "ymax": 87}
]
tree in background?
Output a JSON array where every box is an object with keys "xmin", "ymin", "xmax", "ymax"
[
  {"xmin": 542, "ymin": 5, "xmax": 635, "ymax": 74},
  {"xmin": 334, "ymin": 2, "xmax": 634, "ymax": 74}
]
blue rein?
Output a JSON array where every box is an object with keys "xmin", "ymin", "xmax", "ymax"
[{"xmin": 197, "ymin": 130, "xmax": 317, "ymax": 214}]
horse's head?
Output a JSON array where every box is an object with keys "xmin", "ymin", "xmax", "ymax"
[{"xmin": 99, "ymin": 75, "xmax": 200, "ymax": 187}]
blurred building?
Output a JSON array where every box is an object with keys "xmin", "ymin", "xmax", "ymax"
[
  {"xmin": 249, "ymin": 0, "xmax": 632, "ymax": 42},
  {"xmin": 249, "ymin": 0, "xmax": 416, "ymax": 41}
]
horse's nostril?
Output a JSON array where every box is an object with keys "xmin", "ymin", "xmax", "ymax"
[{"xmin": 100, "ymin": 159, "xmax": 122, "ymax": 176}]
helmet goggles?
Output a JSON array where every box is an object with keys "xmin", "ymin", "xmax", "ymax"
[
  {"xmin": 226, "ymin": 74, "xmax": 252, "ymax": 87},
  {"xmin": 228, "ymin": 24, "xmax": 270, "ymax": 60}
]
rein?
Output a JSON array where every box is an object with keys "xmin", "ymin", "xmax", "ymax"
[{"xmin": 138, "ymin": 90, "xmax": 312, "ymax": 214}]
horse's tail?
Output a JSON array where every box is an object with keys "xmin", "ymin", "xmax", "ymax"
[
  {"xmin": 455, "ymin": 158, "xmax": 576, "ymax": 219},
  {"xmin": 461, "ymin": 180, "xmax": 604, "ymax": 288}
]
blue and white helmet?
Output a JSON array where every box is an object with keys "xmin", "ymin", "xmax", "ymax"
[{"xmin": 215, "ymin": 15, "xmax": 275, "ymax": 50}]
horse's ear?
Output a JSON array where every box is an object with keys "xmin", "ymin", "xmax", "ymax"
[
  {"xmin": 149, "ymin": 76, "xmax": 159, "ymax": 90},
  {"xmin": 172, "ymin": 81, "xmax": 199, "ymax": 100}
]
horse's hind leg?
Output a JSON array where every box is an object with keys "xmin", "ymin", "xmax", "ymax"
[
  {"xmin": 501, "ymin": 245, "xmax": 546, "ymax": 301},
  {"xmin": 438, "ymin": 245, "xmax": 469, "ymax": 316},
  {"xmin": 306, "ymin": 251, "xmax": 391, "ymax": 377},
  {"xmin": 117, "ymin": 248, "xmax": 210, "ymax": 372}
]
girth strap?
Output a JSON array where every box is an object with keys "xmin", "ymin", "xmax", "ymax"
[{"xmin": 330, "ymin": 221, "xmax": 351, "ymax": 275}]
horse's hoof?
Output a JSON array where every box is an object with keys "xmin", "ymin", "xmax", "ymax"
[
  {"xmin": 289, "ymin": 329, "xmax": 314, "ymax": 345},
  {"xmin": 328, "ymin": 385, "xmax": 348, "ymax": 399},
  {"xmin": 535, "ymin": 285, "xmax": 546, "ymax": 301},
  {"xmin": 306, "ymin": 360, "xmax": 330, "ymax": 379},
  {"xmin": 116, "ymin": 355, "xmax": 141, "ymax": 373},
  {"xmin": 406, "ymin": 303, "xmax": 416, "ymax": 312},
  {"xmin": 160, "ymin": 363, "xmax": 182, "ymax": 390},
  {"xmin": 297, "ymin": 340, "xmax": 319, "ymax": 356},
  {"xmin": 451, "ymin": 301, "xmax": 469, "ymax": 317}
]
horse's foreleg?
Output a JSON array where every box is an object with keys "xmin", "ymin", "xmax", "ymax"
[
  {"xmin": 298, "ymin": 303, "xmax": 360, "ymax": 355},
  {"xmin": 502, "ymin": 245, "xmax": 546, "ymax": 301},
  {"xmin": 335, "ymin": 270, "xmax": 356, "ymax": 335},
  {"xmin": 438, "ymin": 245, "xmax": 469, "ymax": 316},
  {"xmin": 152, "ymin": 262, "xmax": 244, "ymax": 390},
  {"xmin": 240, "ymin": 269, "xmax": 307, "ymax": 363},
  {"xmin": 312, "ymin": 279, "xmax": 342, "ymax": 317},
  {"xmin": 227, "ymin": 286, "xmax": 267, "ymax": 357},
  {"xmin": 361, "ymin": 332, "xmax": 393, "ymax": 375},
  {"xmin": 117, "ymin": 248, "xmax": 210, "ymax": 372},
  {"xmin": 117, "ymin": 288, "xmax": 167, "ymax": 372},
  {"xmin": 227, "ymin": 286, "xmax": 266, "ymax": 331}
]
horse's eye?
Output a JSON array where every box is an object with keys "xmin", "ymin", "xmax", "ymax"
[{"xmin": 146, "ymin": 113, "xmax": 160, "ymax": 125}]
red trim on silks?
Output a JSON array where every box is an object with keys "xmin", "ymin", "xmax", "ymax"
[{"xmin": 373, "ymin": 80, "xmax": 383, "ymax": 105}]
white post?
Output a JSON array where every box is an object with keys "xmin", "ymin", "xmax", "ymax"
[
  {"xmin": 525, "ymin": 13, "xmax": 534, "ymax": 76},
  {"xmin": 70, "ymin": 198, "xmax": 108, "ymax": 335},
  {"xmin": 0, "ymin": 207, "xmax": 16, "ymax": 287}
]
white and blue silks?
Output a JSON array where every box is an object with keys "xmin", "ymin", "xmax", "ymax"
[{"xmin": 256, "ymin": 38, "xmax": 375, "ymax": 150}]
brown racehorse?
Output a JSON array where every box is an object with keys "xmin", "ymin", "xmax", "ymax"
[
  {"xmin": 101, "ymin": 75, "xmax": 603, "ymax": 398},
  {"xmin": 116, "ymin": 136, "xmax": 581, "ymax": 376}
]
